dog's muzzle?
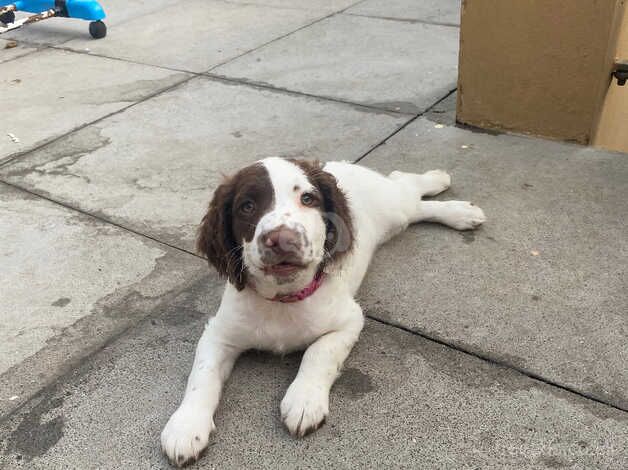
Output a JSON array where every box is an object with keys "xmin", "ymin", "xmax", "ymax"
[{"xmin": 258, "ymin": 225, "xmax": 309, "ymax": 274}]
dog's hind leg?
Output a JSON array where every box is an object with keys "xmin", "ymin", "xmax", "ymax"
[
  {"xmin": 389, "ymin": 170, "xmax": 486, "ymax": 230},
  {"xmin": 389, "ymin": 169, "xmax": 451, "ymax": 197}
]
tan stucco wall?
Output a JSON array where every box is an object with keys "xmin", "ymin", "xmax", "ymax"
[
  {"xmin": 457, "ymin": 0, "xmax": 625, "ymax": 145},
  {"xmin": 594, "ymin": 5, "xmax": 628, "ymax": 152}
]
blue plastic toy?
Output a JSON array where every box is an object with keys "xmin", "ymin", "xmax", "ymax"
[{"xmin": 0, "ymin": 0, "xmax": 106, "ymax": 38}]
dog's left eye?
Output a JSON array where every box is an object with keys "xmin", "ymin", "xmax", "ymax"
[
  {"xmin": 240, "ymin": 200, "xmax": 256, "ymax": 214},
  {"xmin": 300, "ymin": 193, "xmax": 316, "ymax": 206}
]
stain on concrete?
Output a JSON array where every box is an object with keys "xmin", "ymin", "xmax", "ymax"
[
  {"xmin": 461, "ymin": 231, "xmax": 475, "ymax": 244},
  {"xmin": 2, "ymin": 126, "xmax": 111, "ymax": 183},
  {"xmin": 455, "ymin": 121, "xmax": 503, "ymax": 136},
  {"xmin": 489, "ymin": 350, "xmax": 529, "ymax": 371},
  {"xmin": 0, "ymin": 249, "xmax": 206, "ymax": 418},
  {"xmin": 423, "ymin": 92, "xmax": 457, "ymax": 124},
  {"xmin": 243, "ymin": 350, "xmax": 301, "ymax": 370},
  {"xmin": 152, "ymin": 334, "xmax": 170, "ymax": 348},
  {"xmin": 537, "ymin": 455, "xmax": 571, "ymax": 468},
  {"xmin": 161, "ymin": 275, "xmax": 223, "ymax": 327},
  {"xmin": 6, "ymin": 391, "xmax": 65, "ymax": 462},
  {"xmin": 335, "ymin": 368, "xmax": 375, "ymax": 399},
  {"xmin": 51, "ymin": 298, "xmax": 71, "ymax": 307}
]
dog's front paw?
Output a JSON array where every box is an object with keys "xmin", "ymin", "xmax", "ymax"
[
  {"xmin": 447, "ymin": 201, "xmax": 486, "ymax": 230},
  {"xmin": 281, "ymin": 379, "xmax": 329, "ymax": 437},
  {"xmin": 161, "ymin": 404, "xmax": 214, "ymax": 467}
]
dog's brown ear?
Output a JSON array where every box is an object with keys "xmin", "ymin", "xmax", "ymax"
[
  {"xmin": 289, "ymin": 159, "xmax": 354, "ymax": 264},
  {"xmin": 197, "ymin": 180, "xmax": 247, "ymax": 290},
  {"xmin": 312, "ymin": 167, "xmax": 354, "ymax": 263}
]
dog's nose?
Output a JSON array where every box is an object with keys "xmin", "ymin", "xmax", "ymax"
[{"xmin": 260, "ymin": 226, "xmax": 301, "ymax": 255}]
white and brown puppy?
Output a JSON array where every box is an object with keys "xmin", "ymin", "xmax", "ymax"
[{"xmin": 161, "ymin": 157, "xmax": 486, "ymax": 466}]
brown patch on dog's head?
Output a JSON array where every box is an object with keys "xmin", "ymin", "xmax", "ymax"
[
  {"xmin": 197, "ymin": 163, "xmax": 274, "ymax": 290},
  {"xmin": 288, "ymin": 159, "xmax": 354, "ymax": 267}
]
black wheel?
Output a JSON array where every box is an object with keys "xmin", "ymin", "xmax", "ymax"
[
  {"xmin": 89, "ymin": 20, "xmax": 107, "ymax": 39},
  {"xmin": 0, "ymin": 10, "xmax": 15, "ymax": 25}
]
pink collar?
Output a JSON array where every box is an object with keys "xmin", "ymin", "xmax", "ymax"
[{"xmin": 270, "ymin": 272, "xmax": 325, "ymax": 303}]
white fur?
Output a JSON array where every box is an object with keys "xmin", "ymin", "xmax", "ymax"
[
  {"xmin": 243, "ymin": 158, "xmax": 327, "ymax": 299},
  {"xmin": 161, "ymin": 159, "xmax": 486, "ymax": 466}
]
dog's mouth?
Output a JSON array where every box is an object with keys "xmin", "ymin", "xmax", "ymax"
[{"xmin": 262, "ymin": 260, "xmax": 308, "ymax": 276}]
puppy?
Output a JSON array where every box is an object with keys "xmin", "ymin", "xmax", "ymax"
[{"xmin": 161, "ymin": 158, "xmax": 486, "ymax": 466}]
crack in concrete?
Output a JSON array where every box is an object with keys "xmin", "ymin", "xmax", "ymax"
[
  {"xmin": 0, "ymin": 180, "xmax": 202, "ymax": 261},
  {"xmin": 354, "ymin": 88, "xmax": 457, "ymax": 164},
  {"xmin": 344, "ymin": 12, "xmax": 460, "ymax": 28},
  {"xmin": 367, "ymin": 315, "xmax": 628, "ymax": 415},
  {"xmin": 206, "ymin": 73, "xmax": 412, "ymax": 116},
  {"xmin": 205, "ymin": 2, "xmax": 365, "ymax": 74},
  {"xmin": 0, "ymin": 43, "xmax": 48, "ymax": 65}
]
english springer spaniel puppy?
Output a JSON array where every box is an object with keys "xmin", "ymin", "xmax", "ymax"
[{"xmin": 161, "ymin": 157, "xmax": 486, "ymax": 466}]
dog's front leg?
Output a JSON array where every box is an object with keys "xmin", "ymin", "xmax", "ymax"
[
  {"xmin": 161, "ymin": 318, "xmax": 242, "ymax": 467},
  {"xmin": 281, "ymin": 304, "xmax": 364, "ymax": 437}
]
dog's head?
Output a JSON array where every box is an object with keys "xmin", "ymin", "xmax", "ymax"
[{"xmin": 197, "ymin": 157, "xmax": 353, "ymax": 297}]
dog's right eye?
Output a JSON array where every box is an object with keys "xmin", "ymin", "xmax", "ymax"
[{"xmin": 240, "ymin": 200, "xmax": 256, "ymax": 215}]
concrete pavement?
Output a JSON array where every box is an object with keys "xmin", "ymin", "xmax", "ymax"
[
  {"xmin": 1, "ymin": 0, "xmax": 626, "ymax": 468},
  {"xmin": 360, "ymin": 113, "xmax": 628, "ymax": 410}
]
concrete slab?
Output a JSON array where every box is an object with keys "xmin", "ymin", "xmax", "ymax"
[
  {"xmin": 0, "ymin": 49, "xmax": 188, "ymax": 164},
  {"xmin": 347, "ymin": 0, "xmax": 462, "ymax": 26},
  {"xmin": 0, "ymin": 283, "xmax": 625, "ymax": 468},
  {"xmin": 213, "ymin": 14, "xmax": 459, "ymax": 114},
  {"xmin": 226, "ymin": 0, "xmax": 358, "ymax": 12},
  {"xmin": 0, "ymin": 39, "xmax": 39, "ymax": 63},
  {"xmin": 356, "ymin": 117, "xmax": 628, "ymax": 410},
  {"xmin": 0, "ymin": 183, "xmax": 207, "ymax": 417},
  {"xmin": 62, "ymin": 0, "xmax": 327, "ymax": 72},
  {"xmin": 1, "ymin": 0, "xmax": 188, "ymax": 45},
  {"xmin": 0, "ymin": 76, "xmax": 407, "ymax": 252}
]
